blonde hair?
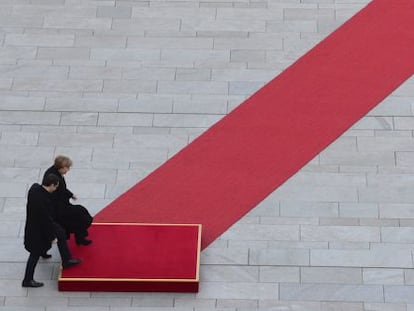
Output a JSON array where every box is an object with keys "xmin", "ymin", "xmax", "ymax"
[{"xmin": 54, "ymin": 155, "xmax": 73, "ymax": 169}]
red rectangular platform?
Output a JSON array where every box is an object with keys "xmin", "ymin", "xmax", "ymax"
[{"xmin": 58, "ymin": 223, "xmax": 201, "ymax": 292}]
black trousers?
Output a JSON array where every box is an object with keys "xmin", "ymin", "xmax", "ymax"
[
  {"xmin": 23, "ymin": 222, "xmax": 72, "ymax": 282},
  {"xmin": 53, "ymin": 222, "xmax": 71, "ymax": 262},
  {"xmin": 23, "ymin": 252, "xmax": 40, "ymax": 282}
]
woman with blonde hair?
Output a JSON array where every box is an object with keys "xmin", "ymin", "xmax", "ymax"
[{"xmin": 42, "ymin": 155, "xmax": 93, "ymax": 246}]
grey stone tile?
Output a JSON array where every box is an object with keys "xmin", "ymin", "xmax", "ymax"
[
  {"xmin": 268, "ymin": 240, "xmax": 328, "ymax": 249},
  {"xmin": 397, "ymin": 152, "xmax": 414, "ymax": 167},
  {"xmin": 45, "ymin": 97, "xmax": 117, "ymax": 112},
  {"xmin": 328, "ymin": 241, "xmax": 370, "ymax": 250},
  {"xmin": 60, "ymin": 112, "xmax": 98, "ymax": 126},
  {"xmin": 13, "ymin": 78, "xmax": 103, "ymax": 93},
  {"xmin": 98, "ymin": 113, "xmax": 153, "ymax": 127},
  {"xmin": 112, "ymin": 18, "xmax": 180, "ymax": 34},
  {"xmin": 319, "ymin": 217, "xmax": 359, "ymax": 226},
  {"xmin": 201, "ymin": 247, "xmax": 248, "ymax": 265},
  {"xmin": 369, "ymin": 97, "xmax": 413, "ymax": 116},
  {"xmin": 153, "ymin": 113, "xmax": 223, "ymax": 128},
  {"xmin": 259, "ymin": 266, "xmax": 299, "ymax": 283},
  {"xmin": 0, "ymin": 183, "xmax": 27, "ymax": 198},
  {"xmin": 38, "ymin": 133, "xmax": 113, "ymax": 147},
  {"xmin": 0, "ymin": 15, "xmax": 43, "ymax": 28},
  {"xmin": 68, "ymin": 297, "xmax": 132, "ymax": 307},
  {"xmin": 220, "ymin": 223, "xmax": 299, "ymax": 241},
  {"xmin": 319, "ymin": 150, "xmax": 395, "ymax": 166},
  {"xmin": 339, "ymin": 203, "xmax": 378, "ymax": 218},
  {"xmin": 172, "ymin": 96, "xmax": 227, "ymax": 114},
  {"xmin": 359, "ymin": 218, "xmax": 399, "ymax": 227},
  {"xmin": 301, "ymin": 267, "xmax": 362, "ymax": 284},
  {"xmin": 131, "ymin": 297, "xmax": 173, "ymax": 307},
  {"xmin": 131, "ymin": 7, "xmax": 216, "ymax": 19},
  {"xmin": 301, "ymin": 225, "xmax": 380, "ymax": 242},
  {"xmin": 97, "ymin": 6, "xmax": 132, "ymax": 18},
  {"xmin": 261, "ymin": 216, "xmax": 319, "ymax": 225},
  {"xmin": 90, "ymin": 48, "xmax": 160, "ymax": 62},
  {"xmin": 216, "ymin": 7, "xmax": 283, "ymax": 20},
  {"xmin": 0, "ymin": 64, "xmax": 68, "ymax": 79},
  {"xmin": 216, "ymin": 299, "xmax": 258, "ymax": 309},
  {"xmin": 181, "ymin": 18, "xmax": 265, "ymax": 33},
  {"xmin": 280, "ymin": 284, "xmax": 383, "ymax": 302},
  {"xmin": 0, "ymin": 95, "xmax": 45, "ymax": 110},
  {"xmin": 258, "ymin": 300, "xmax": 322, "ymax": 311},
  {"xmin": 103, "ymin": 79, "xmax": 156, "ymax": 94},
  {"xmin": 310, "ymin": 249, "xmax": 413, "ymax": 268},
  {"xmin": 364, "ymin": 303, "xmax": 407, "ymax": 311},
  {"xmin": 249, "ymin": 248, "xmax": 309, "ymax": 266},
  {"xmin": 385, "ymin": 286, "xmax": 414, "ymax": 303},
  {"xmin": 0, "ymin": 221, "xmax": 21, "ymax": 237},
  {"xmin": 358, "ymin": 137, "xmax": 414, "ymax": 152},
  {"xmin": 0, "ymin": 132, "xmax": 39, "ymax": 145},
  {"xmin": 273, "ymin": 183, "xmax": 358, "ymax": 202},
  {"xmin": 231, "ymin": 49, "xmax": 265, "ymax": 63},
  {"xmin": 359, "ymin": 187, "xmax": 414, "ymax": 204},
  {"xmin": 381, "ymin": 227, "xmax": 414, "ymax": 243},
  {"xmin": 74, "ymin": 35, "xmax": 126, "ymax": 48},
  {"xmin": 0, "ymin": 111, "xmax": 60, "ymax": 125},
  {"xmin": 197, "ymin": 282, "xmax": 278, "ymax": 299},
  {"xmin": 44, "ymin": 16, "xmax": 111, "ymax": 30},
  {"xmin": 174, "ymin": 298, "xmax": 215, "ymax": 308},
  {"xmin": 5, "ymin": 34, "xmax": 74, "ymax": 47},
  {"xmin": 200, "ymin": 265, "xmax": 258, "ymax": 282},
  {"xmin": 321, "ymin": 302, "xmax": 364, "ymax": 311},
  {"xmin": 0, "ymin": 78, "xmax": 12, "ymax": 90},
  {"xmin": 352, "ymin": 116, "xmax": 393, "ymax": 130},
  {"xmin": 122, "ymin": 67, "xmax": 175, "ymax": 81},
  {"xmin": 363, "ymin": 268, "xmax": 404, "ymax": 285},
  {"xmin": 280, "ymin": 201, "xmax": 338, "ymax": 217},
  {"xmin": 69, "ymin": 66, "xmax": 122, "ymax": 80},
  {"xmin": 37, "ymin": 47, "xmax": 90, "ymax": 60},
  {"xmin": 127, "ymin": 37, "xmax": 213, "ymax": 49}
]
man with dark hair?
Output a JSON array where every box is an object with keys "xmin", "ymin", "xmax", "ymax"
[{"xmin": 22, "ymin": 174, "xmax": 81, "ymax": 288}]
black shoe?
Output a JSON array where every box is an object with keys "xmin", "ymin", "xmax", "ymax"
[
  {"xmin": 22, "ymin": 280, "xmax": 44, "ymax": 288},
  {"xmin": 62, "ymin": 258, "xmax": 82, "ymax": 269},
  {"xmin": 76, "ymin": 239, "xmax": 92, "ymax": 246},
  {"xmin": 41, "ymin": 253, "xmax": 52, "ymax": 259}
]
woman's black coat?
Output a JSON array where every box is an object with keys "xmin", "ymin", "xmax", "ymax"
[
  {"xmin": 24, "ymin": 183, "xmax": 56, "ymax": 254},
  {"xmin": 42, "ymin": 166, "xmax": 92, "ymax": 235}
]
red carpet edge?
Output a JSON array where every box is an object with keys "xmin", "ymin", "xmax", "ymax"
[{"xmin": 95, "ymin": 0, "xmax": 414, "ymax": 249}]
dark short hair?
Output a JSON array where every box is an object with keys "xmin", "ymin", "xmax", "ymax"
[{"xmin": 42, "ymin": 173, "xmax": 59, "ymax": 187}]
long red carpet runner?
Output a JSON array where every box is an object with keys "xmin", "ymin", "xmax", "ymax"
[{"xmin": 96, "ymin": 0, "xmax": 414, "ymax": 249}]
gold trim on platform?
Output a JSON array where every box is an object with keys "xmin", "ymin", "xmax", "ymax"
[{"xmin": 93, "ymin": 222, "xmax": 201, "ymax": 227}]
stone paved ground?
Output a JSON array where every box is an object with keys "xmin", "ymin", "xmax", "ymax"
[{"xmin": 1, "ymin": 0, "xmax": 414, "ymax": 310}]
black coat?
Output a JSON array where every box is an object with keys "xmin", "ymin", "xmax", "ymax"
[
  {"xmin": 24, "ymin": 184, "xmax": 56, "ymax": 254},
  {"xmin": 42, "ymin": 166, "xmax": 92, "ymax": 234},
  {"xmin": 43, "ymin": 166, "xmax": 73, "ymax": 211}
]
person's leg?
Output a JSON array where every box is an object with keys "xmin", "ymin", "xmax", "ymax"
[
  {"xmin": 52, "ymin": 222, "xmax": 71, "ymax": 262},
  {"xmin": 75, "ymin": 229, "xmax": 92, "ymax": 245},
  {"xmin": 52, "ymin": 222, "xmax": 82, "ymax": 268},
  {"xmin": 22, "ymin": 253, "xmax": 43, "ymax": 287}
]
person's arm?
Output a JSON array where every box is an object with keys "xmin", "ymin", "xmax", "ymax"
[{"xmin": 32, "ymin": 192, "xmax": 56, "ymax": 241}]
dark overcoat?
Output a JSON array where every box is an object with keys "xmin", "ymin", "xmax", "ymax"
[
  {"xmin": 24, "ymin": 183, "xmax": 56, "ymax": 254},
  {"xmin": 42, "ymin": 166, "xmax": 92, "ymax": 234}
]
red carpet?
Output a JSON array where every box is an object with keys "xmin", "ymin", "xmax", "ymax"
[
  {"xmin": 96, "ymin": 0, "xmax": 414, "ymax": 249},
  {"xmin": 59, "ymin": 223, "xmax": 201, "ymax": 292}
]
